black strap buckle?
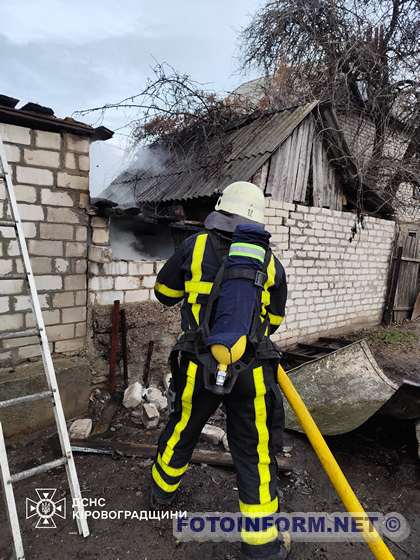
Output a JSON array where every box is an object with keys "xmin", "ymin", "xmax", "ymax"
[{"xmin": 254, "ymin": 270, "xmax": 267, "ymax": 288}]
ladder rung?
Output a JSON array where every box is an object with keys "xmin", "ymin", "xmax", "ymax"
[
  {"xmin": 0, "ymin": 328, "xmax": 38, "ymax": 341},
  {"xmin": 0, "ymin": 273, "xmax": 26, "ymax": 280},
  {"xmin": 0, "ymin": 391, "xmax": 53, "ymax": 409},
  {"xmin": 10, "ymin": 457, "xmax": 68, "ymax": 483},
  {"xmin": 0, "ymin": 220, "xmax": 16, "ymax": 228}
]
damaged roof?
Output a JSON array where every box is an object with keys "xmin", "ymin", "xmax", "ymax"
[
  {"xmin": 101, "ymin": 101, "xmax": 319, "ymax": 206},
  {"xmin": 0, "ymin": 94, "xmax": 113, "ymax": 141},
  {"xmin": 100, "ymin": 100, "xmax": 392, "ymax": 216}
]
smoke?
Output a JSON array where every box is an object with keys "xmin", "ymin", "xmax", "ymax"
[{"xmin": 127, "ymin": 145, "xmax": 169, "ymax": 176}]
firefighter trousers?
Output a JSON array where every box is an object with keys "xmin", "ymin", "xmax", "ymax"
[{"xmin": 152, "ymin": 353, "xmax": 285, "ymax": 558}]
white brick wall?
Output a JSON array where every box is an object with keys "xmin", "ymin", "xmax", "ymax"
[
  {"xmin": 89, "ymin": 201, "xmax": 395, "ymax": 348},
  {"xmin": 265, "ymin": 199, "xmax": 395, "ymax": 346},
  {"xmin": 0, "ymin": 122, "xmax": 91, "ymax": 365}
]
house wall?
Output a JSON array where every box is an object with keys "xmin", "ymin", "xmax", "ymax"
[
  {"xmin": 88, "ymin": 200, "xmax": 395, "ymax": 386},
  {"xmin": 265, "ymin": 200, "xmax": 395, "ymax": 346},
  {"xmin": 0, "ymin": 122, "xmax": 90, "ymax": 367}
]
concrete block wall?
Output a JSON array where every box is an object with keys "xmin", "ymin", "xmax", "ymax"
[
  {"xmin": 89, "ymin": 201, "xmax": 395, "ymax": 352},
  {"xmin": 265, "ymin": 199, "xmax": 395, "ymax": 347},
  {"xmin": 88, "ymin": 216, "xmax": 162, "ymax": 305},
  {"xmin": 0, "ymin": 123, "xmax": 90, "ymax": 365}
]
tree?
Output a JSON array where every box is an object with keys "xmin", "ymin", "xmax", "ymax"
[{"xmin": 240, "ymin": 0, "xmax": 420, "ymax": 216}]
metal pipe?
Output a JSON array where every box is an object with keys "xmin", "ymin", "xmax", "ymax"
[
  {"xmin": 108, "ymin": 300, "xmax": 120, "ymax": 393},
  {"xmin": 276, "ymin": 364, "xmax": 396, "ymax": 560}
]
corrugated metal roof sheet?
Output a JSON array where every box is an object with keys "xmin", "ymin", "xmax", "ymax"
[{"xmin": 101, "ymin": 101, "xmax": 318, "ymax": 206}]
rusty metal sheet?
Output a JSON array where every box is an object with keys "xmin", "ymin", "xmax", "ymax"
[{"xmin": 284, "ymin": 339, "xmax": 400, "ymax": 435}]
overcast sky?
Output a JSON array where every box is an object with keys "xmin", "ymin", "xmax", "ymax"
[{"xmin": 0, "ymin": 0, "xmax": 262, "ymax": 194}]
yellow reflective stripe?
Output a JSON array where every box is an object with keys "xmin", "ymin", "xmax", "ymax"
[
  {"xmin": 253, "ymin": 366, "xmax": 271, "ymax": 505},
  {"xmin": 268, "ymin": 312, "xmax": 284, "ymax": 326},
  {"xmin": 261, "ymin": 255, "xmax": 276, "ymax": 309},
  {"xmin": 184, "ymin": 280, "xmax": 213, "ymax": 295},
  {"xmin": 188, "ymin": 234, "xmax": 208, "ymax": 323},
  {"xmin": 152, "ymin": 464, "xmax": 180, "ymax": 493},
  {"xmin": 155, "ymin": 282, "xmax": 184, "ymax": 298},
  {"xmin": 239, "ymin": 496, "xmax": 278, "ymax": 517},
  {"xmin": 157, "ymin": 453, "xmax": 188, "ymax": 477},
  {"xmin": 241, "ymin": 525, "xmax": 278, "ymax": 546},
  {"xmin": 162, "ymin": 361, "xmax": 197, "ymax": 464}
]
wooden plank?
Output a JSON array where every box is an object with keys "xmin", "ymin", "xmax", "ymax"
[
  {"xmin": 74, "ymin": 440, "xmax": 295, "ymax": 471},
  {"xmin": 293, "ymin": 119, "xmax": 311, "ymax": 202},
  {"xmin": 383, "ymin": 245, "xmax": 403, "ymax": 325},
  {"xmin": 285, "ymin": 124, "xmax": 305, "ymax": 202},
  {"xmin": 312, "ymin": 136, "xmax": 324, "ymax": 207},
  {"xmin": 299, "ymin": 117, "xmax": 315, "ymax": 203},
  {"xmin": 266, "ymin": 136, "xmax": 291, "ymax": 199}
]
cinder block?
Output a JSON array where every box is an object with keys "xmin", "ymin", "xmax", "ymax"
[
  {"xmin": 62, "ymin": 306, "xmax": 86, "ymax": 323},
  {"xmin": 29, "ymin": 239, "xmax": 63, "ymax": 256},
  {"xmin": 14, "ymin": 293, "xmax": 48, "ymax": 311},
  {"xmin": 65, "ymin": 152, "xmax": 77, "ymax": 169},
  {"xmin": 91, "ymin": 216, "xmax": 108, "ymax": 228},
  {"xmin": 15, "ymin": 184, "xmax": 37, "ymax": 203},
  {"xmin": 124, "ymin": 289, "xmax": 149, "ymax": 303},
  {"xmin": 5, "ymin": 144, "xmax": 21, "ymax": 163},
  {"xmin": 75, "ymin": 322, "xmax": 87, "ymax": 337},
  {"xmin": 64, "ymin": 275, "xmax": 86, "ymax": 291},
  {"xmin": 90, "ymin": 277, "xmax": 113, "ymax": 291},
  {"xmin": 18, "ymin": 203, "xmax": 44, "ymax": 221},
  {"xmin": 0, "ymin": 260, "xmax": 13, "ymax": 275},
  {"xmin": 24, "ymin": 149, "xmax": 60, "ymax": 168},
  {"xmin": 0, "ymin": 313, "xmax": 23, "ymax": 332},
  {"xmin": 79, "ymin": 193, "xmax": 89, "ymax": 209},
  {"xmin": 75, "ymin": 226, "xmax": 87, "ymax": 241},
  {"xmin": 55, "ymin": 337, "xmax": 85, "ymax": 353},
  {"xmin": 35, "ymin": 275, "xmax": 63, "ymax": 291},
  {"xmin": 66, "ymin": 134, "xmax": 90, "ymax": 153},
  {"xmin": 74, "ymin": 259, "xmax": 87, "ymax": 274},
  {"xmin": 57, "ymin": 172, "xmax": 88, "ymax": 191},
  {"xmin": 88, "ymin": 246, "xmax": 112, "ymax": 263},
  {"xmin": 16, "ymin": 166, "xmax": 53, "ymax": 186},
  {"xmin": 41, "ymin": 189, "xmax": 74, "ymax": 207},
  {"xmin": 142, "ymin": 275, "xmax": 157, "ymax": 288},
  {"xmin": 47, "ymin": 207, "xmax": 81, "ymax": 224},
  {"xmin": 40, "ymin": 223, "xmax": 74, "ymax": 240},
  {"xmin": 65, "ymin": 242, "xmax": 86, "ymax": 257},
  {"xmin": 21, "ymin": 256, "xmax": 52, "ymax": 274},
  {"xmin": 26, "ymin": 309, "xmax": 60, "ymax": 328},
  {"xmin": 114, "ymin": 276, "xmax": 141, "ymax": 290},
  {"xmin": 0, "ymin": 124, "xmax": 31, "ymax": 145},
  {"xmin": 92, "ymin": 228, "xmax": 109, "ymax": 244},
  {"xmin": 0, "ymin": 296, "xmax": 10, "ymax": 313},
  {"xmin": 78, "ymin": 155, "xmax": 89, "ymax": 171},
  {"xmin": 128, "ymin": 262, "xmax": 154, "ymax": 275},
  {"xmin": 95, "ymin": 290, "xmax": 124, "ymax": 305},
  {"xmin": 54, "ymin": 258, "xmax": 70, "ymax": 273},
  {"xmin": 53, "ymin": 292, "xmax": 75, "ymax": 308},
  {"xmin": 36, "ymin": 130, "xmax": 61, "ymax": 150},
  {"xmin": 2, "ymin": 279, "xmax": 24, "ymax": 295},
  {"xmin": 102, "ymin": 261, "xmax": 127, "ymax": 275},
  {"xmin": 46, "ymin": 323, "xmax": 75, "ymax": 341}
]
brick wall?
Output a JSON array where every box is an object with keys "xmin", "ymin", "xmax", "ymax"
[
  {"xmin": 88, "ymin": 201, "xmax": 395, "ymax": 363},
  {"xmin": 265, "ymin": 200, "xmax": 395, "ymax": 346},
  {"xmin": 0, "ymin": 123, "xmax": 90, "ymax": 365}
]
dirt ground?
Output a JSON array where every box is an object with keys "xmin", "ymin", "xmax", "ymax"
[{"xmin": 1, "ymin": 322, "xmax": 419, "ymax": 560}]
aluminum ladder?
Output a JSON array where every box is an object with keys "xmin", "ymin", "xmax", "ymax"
[{"xmin": 0, "ymin": 132, "xmax": 89, "ymax": 559}]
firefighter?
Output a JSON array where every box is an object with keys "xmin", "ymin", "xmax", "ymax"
[{"xmin": 151, "ymin": 181, "xmax": 289, "ymax": 560}]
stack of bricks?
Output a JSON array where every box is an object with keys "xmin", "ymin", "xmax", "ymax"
[
  {"xmin": 265, "ymin": 199, "xmax": 395, "ymax": 347},
  {"xmin": 88, "ymin": 217, "xmax": 162, "ymax": 305},
  {"xmin": 0, "ymin": 123, "xmax": 90, "ymax": 365}
]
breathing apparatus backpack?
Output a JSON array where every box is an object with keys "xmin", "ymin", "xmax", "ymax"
[{"xmin": 175, "ymin": 223, "xmax": 276, "ymax": 395}]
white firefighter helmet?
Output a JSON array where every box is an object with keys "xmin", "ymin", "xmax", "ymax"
[{"xmin": 215, "ymin": 181, "xmax": 266, "ymax": 224}]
